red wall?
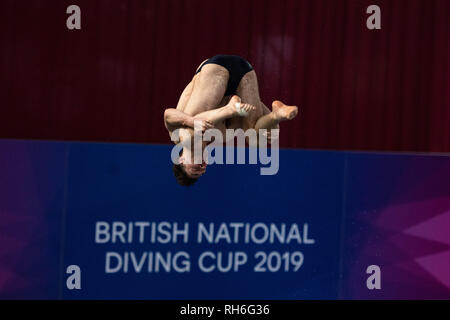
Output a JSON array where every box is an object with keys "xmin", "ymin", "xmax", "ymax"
[{"xmin": 0, "ymin": 0, "xmax": 448, "ymax": 152}]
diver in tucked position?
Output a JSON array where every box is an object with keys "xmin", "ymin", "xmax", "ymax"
[{"xmin": 164, "ymin": 55, "xmax": 298, "ymax": 186}]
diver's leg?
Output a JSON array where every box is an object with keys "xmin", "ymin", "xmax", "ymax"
[
  {"xmin": 234, "ymin": 70, "xmax": 265, "ymax": 128},
  {"xmin": 182, "ymin": 64, "xmax": 229, "ymax": 116},
  {"xmin": 175, "ymin": 80, "xmax": 194, "ymax": 111},
  {"xmin": 234, "ymin": 70, "xmax": 298, "ymax": 130},
  {"xmin": 193, "ymin": 95, "xmax": 256, "ymax": 126},
  {"xmin": 254, "ymin": 101, "xmax": 298, "ymax": 131},
  {"xmin": 234, "ymin": 70, "xmax": 298, "ymax": 145}
]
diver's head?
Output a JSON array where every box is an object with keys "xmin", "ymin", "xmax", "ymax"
[
  {"xmin": 172, "ymin": 164, "xmax": 198, "ymax": 186},
  {"xmin": 172, "ymin": 154, "xmax": 207, "ymax": 186}
]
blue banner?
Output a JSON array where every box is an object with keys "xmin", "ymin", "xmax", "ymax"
[{"xmin": 0, "ymin": 140, "xmax": 449, "ymax": 299}]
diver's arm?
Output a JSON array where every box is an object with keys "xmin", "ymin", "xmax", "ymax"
[
  {"xmin": 164, "ymin": 108, "xmax": 195, "ymax": 130},
  {"xmin": 165, "ymin": 108, "xmax": 215, "ymax": 132}
]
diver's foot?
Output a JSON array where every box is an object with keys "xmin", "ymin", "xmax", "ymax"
[
  {"xmin": 229, "ymin": 95, "xmax": 256, "ymax": 117},
  {"xmin": 272, "ymin": 100, "xmax": 298, "ymax": 121}
]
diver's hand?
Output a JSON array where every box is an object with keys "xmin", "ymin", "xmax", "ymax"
[{"xmin": 192, "ymin": 117, "xmax": 215, "ymax": 132}]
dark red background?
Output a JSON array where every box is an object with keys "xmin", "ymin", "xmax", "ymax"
[{"xmin": 0, "ymin": 0, "xmax": 448, "ymax": 152}]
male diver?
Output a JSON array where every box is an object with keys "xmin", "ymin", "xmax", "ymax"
[{"xmin": 164, "ymin": 55, "xmax": 298, "ymax": 186}]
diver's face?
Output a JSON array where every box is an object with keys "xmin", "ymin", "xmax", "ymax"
[{"xmin": 180, "ymin": 157, "xmax": 207, "ymax": 178}]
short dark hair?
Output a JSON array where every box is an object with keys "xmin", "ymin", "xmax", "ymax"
[{"xmin": 172, "ymin": 164, "xmax": 198, "ymax": 186}]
